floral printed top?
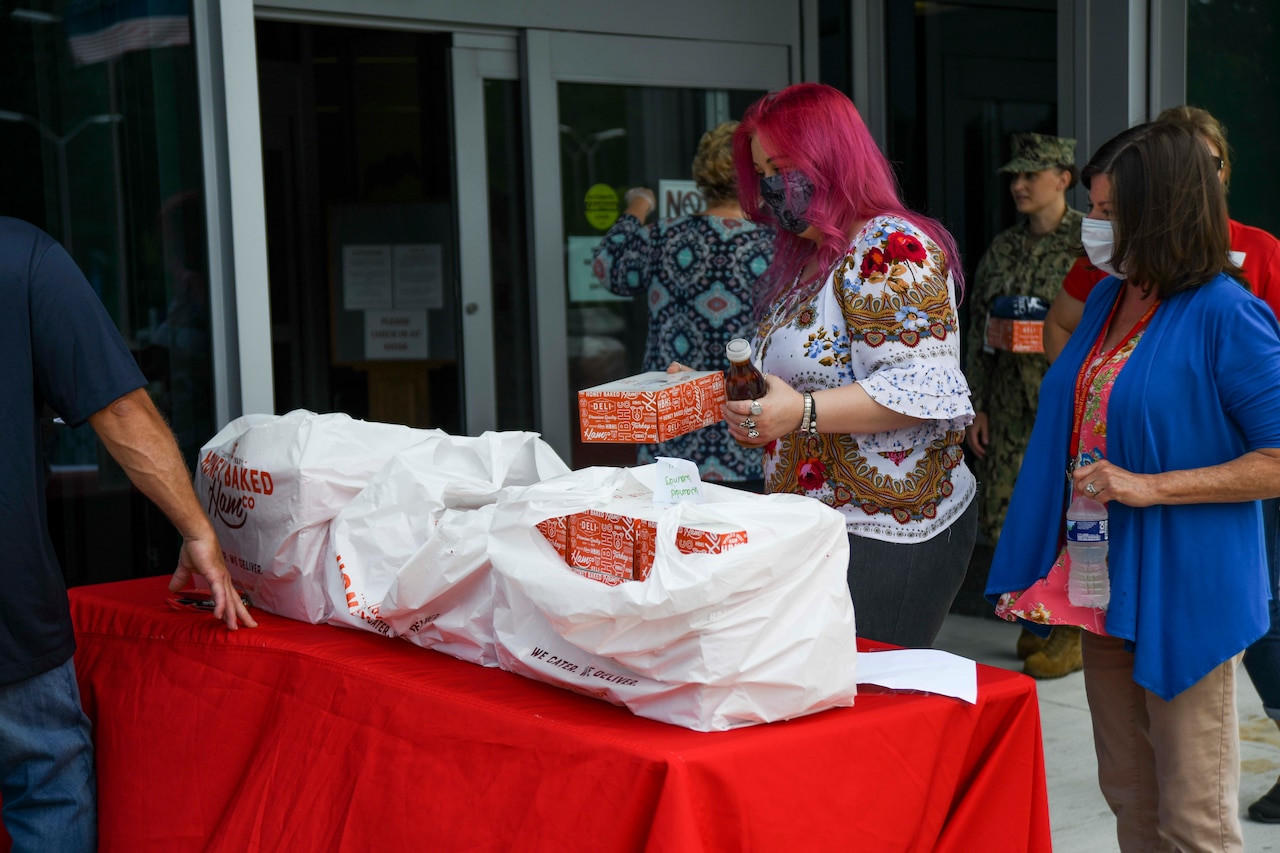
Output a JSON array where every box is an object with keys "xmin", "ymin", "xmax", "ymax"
[
  {"xmin": 756, "ymin": 215, "xmax": 976, "ymax": 541},
  {"xmin": 993, "ymin": 330, "xmax": 1146, "ymax": 635},
  {"xmin": 592, "ymin": 213, "xmax": 775, "ymax": 482}
]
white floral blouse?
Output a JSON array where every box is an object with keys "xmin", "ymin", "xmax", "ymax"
[{"xmin": 756, "ymin": 215, "xmax": 977, "ymax": 542}]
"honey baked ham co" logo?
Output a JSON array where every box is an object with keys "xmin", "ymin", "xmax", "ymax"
[{"xmin": 199, "ymin": 445, "xmax": 274, "ymax": 528}]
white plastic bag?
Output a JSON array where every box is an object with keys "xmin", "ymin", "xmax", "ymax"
[
  {"xmin": 195, "ymin": 410, "xmax": 437, "ymax": 623},
  {"xmin": 326, "ymin": 431, "xmax": 571, "ymax": 665},
  {"xmin": 488, "ymin": 466, "xmax": 858, "ymax": 731}
]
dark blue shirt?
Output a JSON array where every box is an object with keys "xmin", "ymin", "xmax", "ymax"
[{"xmin": 1, "ymin": 217, "xmax": 145, "ymax": 685}]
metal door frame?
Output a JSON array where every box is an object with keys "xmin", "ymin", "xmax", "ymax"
[{"xmin": 521, "ymin": 29, "xmax": 791, "ymax": 460}]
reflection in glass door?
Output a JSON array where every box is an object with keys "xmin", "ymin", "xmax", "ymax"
[
  {"xmin": 256, "ymin": 21, "xmax": 462, "ymax": 433},
  {"xmin": 559, "ymin": 84, "xmax": 764, "ymax": 469},
  {"xmin": 522, "ymin": 29, "xmax": 789, "ymax": 464}
]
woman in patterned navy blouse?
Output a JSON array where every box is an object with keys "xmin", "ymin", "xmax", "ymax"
[
  {"xmin": 723, "ymin": 84, "xmax": 978, "ymax": 648},
  {"xmin": 593, "ymin": 121, "xmax": 775, "ymax": 490}
]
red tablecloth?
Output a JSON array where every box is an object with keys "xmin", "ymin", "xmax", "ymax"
[{"xmin": 68, "ymin": 577, "xmax": 1050, "ymax": 852}]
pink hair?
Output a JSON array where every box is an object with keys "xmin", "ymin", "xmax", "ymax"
[{"xmin": 733, "ymin": 83, "xmax": 964, "ymax": 315}]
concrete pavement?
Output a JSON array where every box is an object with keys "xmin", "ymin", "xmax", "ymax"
[{"xmin": 933, "ymin": 612, "xmax": 1280, "ymax": 852}]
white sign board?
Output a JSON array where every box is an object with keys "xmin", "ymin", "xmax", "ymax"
[
  {"xmin": 566, "ymin": 236, "xmax": 630, "ymax": 304},
  {"xmin": 393, "ymin": 244, "xmax": 443, "ymax": 309},
  {"xmin": 342, "ymin": 245, "xmax": 394, "ymax": 310},
  {"xmin": 658, "ymin": 179, "xmax": 705, "ymax": 219},
  {"xmin": 364, "ymin": 309, "xmax": 428, "ymax": 359}
]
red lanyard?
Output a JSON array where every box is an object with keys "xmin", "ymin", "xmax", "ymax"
[{"xmin": 1068, "ymin": 289, "xmax": 1159, "ymax": 465}]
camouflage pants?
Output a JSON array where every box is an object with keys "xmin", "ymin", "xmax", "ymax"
[{"xmin": 974, "ymin": 402, "xmax": 1038, "ymax": 546}]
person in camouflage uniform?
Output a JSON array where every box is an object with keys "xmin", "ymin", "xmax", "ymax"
[{"xmin": 965, "ymin": 133, "xmax": 1083, "ymax": 678}]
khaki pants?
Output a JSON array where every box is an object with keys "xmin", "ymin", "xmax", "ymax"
[{"xmin": 1081, "ymin": 631, "xmax": 1243, "ymax": 852}]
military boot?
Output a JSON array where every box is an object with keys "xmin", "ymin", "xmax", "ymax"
[
  {"xmin": 1016, "ymin": 627, "xmax": 1048, "ymax": 660},
  {"xmin": 1022, "ymin": 626, "xmax": 1083, "ymax": 679}
]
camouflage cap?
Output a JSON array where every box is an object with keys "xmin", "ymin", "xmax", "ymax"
[{"xmin": 998, "ymin": 133, "xmax": 1077, "ymax": 173}]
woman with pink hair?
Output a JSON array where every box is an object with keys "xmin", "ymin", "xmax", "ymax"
[{"xmin": 722, "ymin": 83, "xmax": 977, "ymax": 647}]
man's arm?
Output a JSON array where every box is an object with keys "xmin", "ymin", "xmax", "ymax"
[{"xmin": 87, "ymin": 388, "xmax": 256, "ymax": 630}]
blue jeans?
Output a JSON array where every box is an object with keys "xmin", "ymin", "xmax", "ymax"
[
  {"xmin": 0, "ymin": 657, "xmax": 96, "ymax": 852},
  {"xmin": 1244, "ymin": 497, "xmax": 1280, "ymax": 716}
]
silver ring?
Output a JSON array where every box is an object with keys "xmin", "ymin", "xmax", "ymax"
[
  {"xmin": 749, "ymin": 400, "xmax": 763, "ymax": 416},
  {"xmin": 747, "ymin": 428, "xmax": 760, "ymax": 439},
  {"xmin": 741, "ymin": 418, "xmax": 756, "ymax": 430},
  {"xmin": 1085, "ymin": 482, "xmax": 1097, "ymax": 496}
]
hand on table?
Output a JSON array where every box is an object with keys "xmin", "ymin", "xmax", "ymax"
[{"xmin": 168, "ymin": 535, "xmax": 258, "ymax": 630}]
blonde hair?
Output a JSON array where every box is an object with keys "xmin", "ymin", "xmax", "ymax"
[
  {"xmin": 1156, "ymin": 105, "xmax": 1232, "ymax": 187},
  {"xmin": 692, "ymin": 121, "xmax": 739, "ymax": 205}
]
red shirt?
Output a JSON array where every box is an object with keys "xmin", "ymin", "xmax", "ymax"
[{"xmin": 1061, "ymin": 219, "xmax": 1280, "ymax": 318}]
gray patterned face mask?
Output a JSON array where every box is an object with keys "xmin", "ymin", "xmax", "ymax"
[{"xmin": 759, "ymin": 171, "xmax": 815, "ymax": 234}]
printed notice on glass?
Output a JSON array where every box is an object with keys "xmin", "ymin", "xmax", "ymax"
[
  {"xmin": 343, "ymin": 245, "xmax": 394, "ymax": 310},
  {"xmin": 364, "ymin": 309, "xmax": 428, "ymax": 360},
  {"xmin": 658, "ymin": 179, "xmax": 705, "ymax": 219},
  {"xmin": 393, "ymin": 244, "xmax": 443, "ymax": 309}
]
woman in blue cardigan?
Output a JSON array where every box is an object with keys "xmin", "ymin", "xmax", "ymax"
[{"xmin": 986, "ymin": 121, "xmax": 1280, "ymax": 851}]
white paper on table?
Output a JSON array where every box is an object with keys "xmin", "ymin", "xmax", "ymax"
[{"xmin": 854, "ymin": 648, "xmax": 978, "ymax": 704}]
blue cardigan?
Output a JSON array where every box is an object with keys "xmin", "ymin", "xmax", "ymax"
[{"xmin": 986, "ymin": 274, "xmax": 1280, "ymax": 699}]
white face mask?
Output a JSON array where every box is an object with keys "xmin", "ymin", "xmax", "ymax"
[{"xmin": 1080, "ymin": 218, "xmax": 1124, "ymax": 279}]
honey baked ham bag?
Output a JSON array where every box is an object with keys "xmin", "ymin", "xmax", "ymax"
[
  {"xmin": 196, "ymin": 410, "xmax": 437, "ymax": 623},
  {"xmin": 325, "ymin": 431, "xmax": 571, "ymax": 664},
  {"xmin": 487, "ymin": 466, "xmax": 858, "ymax": 731}
]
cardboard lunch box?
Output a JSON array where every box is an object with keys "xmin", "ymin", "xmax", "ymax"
[
  {"xmin": 984, "ymin": 317, "xmax": 1044, "ymax": 353},
  {"xmin": 536, "ymin": 507, "xmax": 748, "ymax": 585},
  {"xmin": 577, "ymin": 370, "xmax": 726, "ymax": 443}
]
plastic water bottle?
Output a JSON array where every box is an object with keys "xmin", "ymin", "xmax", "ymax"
[{"xmin": 1066, "ymin": 494, "xmax": 1109, "ymax": 609}]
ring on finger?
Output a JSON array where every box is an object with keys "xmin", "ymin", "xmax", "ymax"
[
  {"xmin": 749, "ymin": 400, "xmax": 763, "ymax": 416},
  {"xmin": 741, "ymin": 418, "xmax": 756, "ymax": 430},
  {"xmin": 747, "ymin": 428, "xmax": 760, "ymax": 439},
  {"xmin": 1085, "ymin": 482, "xmax": 1097, "ymax": 496}
]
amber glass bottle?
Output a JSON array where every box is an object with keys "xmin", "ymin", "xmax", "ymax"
[{"xmin": 724, "ymin": 338, "xmax": 767, "ymax": 401}]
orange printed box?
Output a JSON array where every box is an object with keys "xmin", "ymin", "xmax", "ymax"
[
  {"xmin": 566, "ymin": 565, "xmax": 627, "ymax": 586},
  {"xmin": 985, "ymin": 317, "xmax": 1044, "ymax": 353},
  {"xmin": 535, "ymin": 517, "xmax": 569, "ymax": 559},
  {"xmin": 578, "ymin": 371, "xmax": 726, "ymax": 444},
  {"xmin": 539, "ymin": 503, "xmax": 748, "ymax": 584},
  {"xmin": 633, "ymin": 519, "xmax": 749, "ymax": 580},
  {"xmin": 676, "ymin": 524, "xmax": 750, "ymax": 555},
  {"xmin": 567, "ymin": 511, "xmax": 634, "ymax": 582}
]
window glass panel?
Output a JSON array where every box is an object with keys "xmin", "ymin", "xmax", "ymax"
[
  {"xmin": 558, "ymin": 82, "xmax": 761, "ymax": 469},
  {"xmin": 0, "ymin": 0, "xmax": 214, "ymax": 584},
  {"xmin": 1186, "ymin": 1, "xmax": 1280, "ymax": 236},
  {"xmin": 485, "ymin": 78, "xmax": 535, "ymax": 431}
]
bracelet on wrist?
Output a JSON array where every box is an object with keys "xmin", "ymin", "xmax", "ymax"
[{"xmin": 800, "ymin": 392, "xmax": 816, "ymax": 435}]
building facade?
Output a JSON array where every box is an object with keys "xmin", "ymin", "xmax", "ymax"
[{"xmin": 2, "ymin": 0, "xmax": 1273, "ymax": 583}]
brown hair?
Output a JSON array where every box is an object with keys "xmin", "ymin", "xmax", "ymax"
[
  {"xmin": 1156, "ymin": 105, "xmax": 1231, "ymax": 187},
  {"xmin": 692, "ymin": 121, "xmax": 739, "ymax": 205},
  {"xmin": 1102, "ymin": 121, "xmax": 1242, "ymax": 298},
  {"xmin": 1059, "ymin": 164, "xmax": 1080, "ymax": 191}
]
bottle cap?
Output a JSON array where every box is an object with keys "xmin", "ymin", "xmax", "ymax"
[{"xmin": 726, "ymin": 338, "xmax": 752, "ymax": 363}]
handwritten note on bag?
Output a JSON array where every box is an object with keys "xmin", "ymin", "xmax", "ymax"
[{"xmin": 653, "ymin": 457, "xmax": 704, "ymax": 505}]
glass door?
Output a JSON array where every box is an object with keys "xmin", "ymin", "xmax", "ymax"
[
  {"xmin": 256, "ymin": 20, "xmax": 463, "ymax": 433},
  {"xmin": 522, "ymin": 30, "xmax": 791, "ymax": 466},
  {"xmin": 558, "ymin": 82, "xmax": 767, "ymax": 468}
]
